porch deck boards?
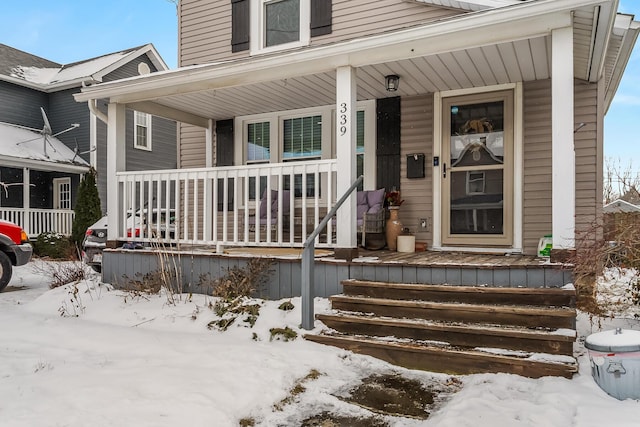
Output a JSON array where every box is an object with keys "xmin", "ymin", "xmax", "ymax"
[{"xmin": 340, "ymin": 249, "xmax": 563, "ymax": 269}]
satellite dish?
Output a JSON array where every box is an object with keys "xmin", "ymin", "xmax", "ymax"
[{"xmin": 15, "ymin": 107, "xmax": 80, "ymax": 159}]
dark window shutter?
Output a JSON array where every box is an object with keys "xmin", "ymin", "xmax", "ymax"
[
  {"xmin": 216, "ymin": 119, "xmax": 235, "ymax": 211},
  {"xmin": 310, "ymin": 0, "xmax": 332, "ymax": 37},
  {"xmin": 376, "ymin": 97, "xmax": 401, "ymax": 192},
  {"xmin": 231, "ymin": 0, "xmax": 250, "ymax": 52}
]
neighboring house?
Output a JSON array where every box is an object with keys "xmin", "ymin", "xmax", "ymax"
[
  {"xmin": 603, "ymin": 198, "xmax": 640, "ymax": 241},
  {"xmin": 603, "ymin": 199, "xmax": 640, "ymax": 214},
  {"xmin": 0, "ymin": 44, "xmax": 177, "ymax": 236},
  {"xmin": 74, "ymin": 0, "xmax": 639, "ymax": 259}
]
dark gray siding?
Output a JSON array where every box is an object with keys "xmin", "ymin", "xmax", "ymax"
[
  {"xmin": 48, "ymin": 88, "xmax": 91, "ymax": 160},
  {"xmin": 102, "ymin": 53, "xmax": 159, "ymax": 82},
  {"xmin": 94, "ymin": 53, "xmax": 176, "ymax": 214},
  {"xmin": 0, "ymin": 80, "xmax": 48, "ymax": 128},
  {"xmin": 125, "ymin": 110, "xmax": 178, "ymax": 172}
]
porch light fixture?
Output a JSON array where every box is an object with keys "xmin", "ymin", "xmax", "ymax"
[{"xmin": 385, "ymin": 74, "xmax": 400, "ymax": 92}]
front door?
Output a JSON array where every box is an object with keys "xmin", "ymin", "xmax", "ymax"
[{"xmin": 441, "ymin": 90, "xmax": 513, "ymax": 247}]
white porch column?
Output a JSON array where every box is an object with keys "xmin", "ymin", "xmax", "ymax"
[
  {"xmin": 22, "ymin": 167, "xmax": 30, "ymax": 234},
  {"xmin": 204, "ymin": 119, "xmax": 214, "ymax": 241},
  {"xmin": 335, "ymin": 66, "xmax": 357, "ymax": 249},
  {"xmin": 106, "ymin": 102, "xmax": 126, "ymax": 242},
  {"xmin": 551, "ymin": 26, "xmax": 575, "ymax": 249}
]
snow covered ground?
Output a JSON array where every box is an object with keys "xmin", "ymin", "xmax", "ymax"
[{"xmin": 1, "ymin": 260, "xmax": 639, "ymax": 426}]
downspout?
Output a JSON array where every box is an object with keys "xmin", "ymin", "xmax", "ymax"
[{"xmin": 88, "ymin": 99, "xmax": 108, "ymax": 124}]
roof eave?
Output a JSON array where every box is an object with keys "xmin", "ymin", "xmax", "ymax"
[
  {"xmin": 587, "ymin": 0, "xmax": 619, "ymax": 82},
  {"xmin": 75, "ymin": 0, "xmax": 601, "ymax": 104},
  {"xmin": 0, "ymin": 155, "xmax": 90, "ymax": 173},
  {"xmin": 604, "ymin": 17, "xmax": 640, "ymax": 113},
  {"xmin": 92, "ymin": 44, "xmax": 170, "ymax": 82}
]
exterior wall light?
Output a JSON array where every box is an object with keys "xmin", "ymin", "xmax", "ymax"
[{"xmin": 385, "ymin": 74, "xmax": 400, "ymax": 92}]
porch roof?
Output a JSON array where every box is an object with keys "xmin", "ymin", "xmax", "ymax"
[
  {"xmin": 0, "ymin": 122, "xmax": 90, "ymax": 173},
  {"xmin": 75, "ymin": 0, "xmax": 638, "ymax": 125}
]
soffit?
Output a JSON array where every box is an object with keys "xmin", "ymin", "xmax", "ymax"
[
  {"xmin": 77, "ymin": 2, "xmax": 616, "ymax": 123},
  {"xmin": 142, "ymin": 36, "xmax": 552, "ymax": 121}
]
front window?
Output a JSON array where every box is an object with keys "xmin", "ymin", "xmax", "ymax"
[
  {"xmin": 247, "ymin": 122, "xmax": 271, "ymax": 162},
  {"xmin": 236, "ymin": 102, "xmax": 374, "ymax": 200},
  {"xmin": 283, "ymin": 115, "xmax": 322, "ymax": 160},
  {"xmin": 134, "ymin": 111, "xmax": 152, "ymax": 151},
  {"xmin": 265, "ymin": 0, "xmax": 300, "ymax": 47}
]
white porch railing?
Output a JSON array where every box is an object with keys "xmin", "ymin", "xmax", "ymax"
[
  {"xmin": 0, "ymin": 208, "xmax": 75, "ymax": 238},
  {"xmin": 115, "ymin": 159, "xmax": 340, "ymax": 249}
]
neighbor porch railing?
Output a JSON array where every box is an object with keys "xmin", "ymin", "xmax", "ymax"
[
  {"xmin": 115, "ymin": 159, "xmax": 339, "ymax": 249},
  {"xmin": 0, "ymin": 207, "xmax": 75, "ymax": 238}
]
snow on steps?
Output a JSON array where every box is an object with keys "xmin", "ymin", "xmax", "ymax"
[{"xmin": 304, "ymin": 279, "xmax": 578, "ymax": 379}]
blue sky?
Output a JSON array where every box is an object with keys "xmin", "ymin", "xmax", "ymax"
[{"xmin": 1, "ymin": 0, "xmax": 638, "ymax": 172}]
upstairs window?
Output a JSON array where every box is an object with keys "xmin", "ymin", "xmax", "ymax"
[
  {"xmin": 134, "ymin": 111, "xmax": 152, "ymax": 151},
  {"xmin": 265, "ymin": 0, "xmax": 300, "ymax": 47},
  {"xmin": 233, "ymin": 0, "xmax": 332, "ymax": 53}
]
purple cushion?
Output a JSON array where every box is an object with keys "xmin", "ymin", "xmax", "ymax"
[
  {"xmin": 259, "ymin": 190, "xmax": 278, "ymax": 218},
  {"xmin": 357, "ymin": 191, "xmax": 367, "ymax": 205},
  {"xmin": 367, "ymin": 203, "xmax": 382, "ymax": 214},
  {"xmin": 367, "ymin": 188, "xmax": 385, "ymax": 207},
  {"xmin": 357, "ymin": 204, "xmax": 369, "ymax": 220}
]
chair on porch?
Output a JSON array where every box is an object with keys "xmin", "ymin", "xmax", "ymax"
[
  {"xmin": 248, "ymin": 189, "xmax": 292, "ymax": 231},
  {"xmin": 357, "ymin": 188, "xmax": 386, "ymax": 250}
]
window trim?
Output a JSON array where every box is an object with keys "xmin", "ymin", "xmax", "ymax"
[
  {"xmin": 134, "ymin": 111, "xmax": 152, "ymax": 151},
  {"xmin": 250, "ymin": 0, "xmax": 311, "ymax": 55},
  {"xmin": 53, "ymin": 177, "xmax": 72, "ymax": 210},
  {"xmin": 234, "ymin": 101, "xmax": 376, "ymax": 204}
]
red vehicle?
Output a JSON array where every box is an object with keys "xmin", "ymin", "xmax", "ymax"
[{"xmin": 0, "ymin": 220, "xmax": 32, "ymax": 292}]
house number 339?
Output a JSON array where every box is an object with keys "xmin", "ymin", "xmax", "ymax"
[{"xmin": 339, "ymin": 103, "xmax": 348, "ymax": 136}]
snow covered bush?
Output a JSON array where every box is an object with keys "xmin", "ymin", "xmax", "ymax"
[{"xmin": 33, "ymin": 231, "xmax": 74, "ymax": 260}]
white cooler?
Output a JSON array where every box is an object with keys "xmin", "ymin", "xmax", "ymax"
[{"xmin": 584, "ymin": 328, "xmax": 640, "ymax": 400}]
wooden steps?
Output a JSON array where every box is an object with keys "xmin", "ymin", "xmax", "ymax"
[
  {"xmin": 305, "ymin": 279, "xmax": 578, "ymax": 379},
  {"xmin": 305, "ymin": 334, "xmax": 577, "ymax": 378}
]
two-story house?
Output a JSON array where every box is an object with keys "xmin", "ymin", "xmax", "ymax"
[
  {"xmin": 72, "ymin": 0, "xmax": 639, "ymax": 378},
  {"xmin": 75, "ymin": 0, "xmax": 638, "ymax": 258},
  {"xmin": 0, "ymin": 44, "xmax": 177, "ymax": 237}
]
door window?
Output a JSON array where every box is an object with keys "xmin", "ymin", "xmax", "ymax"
[{"xmin": 442, "ymin": 91, "xmax": 513, "ymax": 245}]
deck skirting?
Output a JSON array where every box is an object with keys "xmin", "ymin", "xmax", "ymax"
[{"xmin": 102, "ymin": 248, "xmax": 573, "ymax": 298}]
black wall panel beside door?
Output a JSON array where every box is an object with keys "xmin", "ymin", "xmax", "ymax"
[
  {"xmin": 376, "ymin": 97, "xmax": 401, "ymax": 192},
  {"xmin": 216, "ymin": 119, "xmax": 234, "ymax": 211}
]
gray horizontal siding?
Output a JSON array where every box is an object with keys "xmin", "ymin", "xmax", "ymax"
[
  {"xmin": 522, "ymin": 79, "xmax": 552, "ymax": 255},
  {"xmin": 103, "ymin": 53, "xmax": 159, "ymax": 82},
  {"xmin": 126, "ymin": 111, "xmax": 178, "ymax": 172},
  {"xmin": 48, "ymin": 87, "xmax": 91, "ymax": 161},
  {"xmin": 0, "ymin": 80, "xmax": 49, "ymax": 128}
]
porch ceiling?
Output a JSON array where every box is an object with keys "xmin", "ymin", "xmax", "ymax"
[
  {"xmin": 75, "ymin": 1, "xmax": 636, "ymax": 125},
  {"xmin": 145, "ymin": 37, "xmax": 552, "ymax": 121}
]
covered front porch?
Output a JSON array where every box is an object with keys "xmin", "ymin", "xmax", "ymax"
[
  {"xmin": 74, "ymin": 0, "xmax": 634, "ymax": 258},
  {"xmin": 0, "ymin": 122, "xmax": 89, "ymax": 237}
]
